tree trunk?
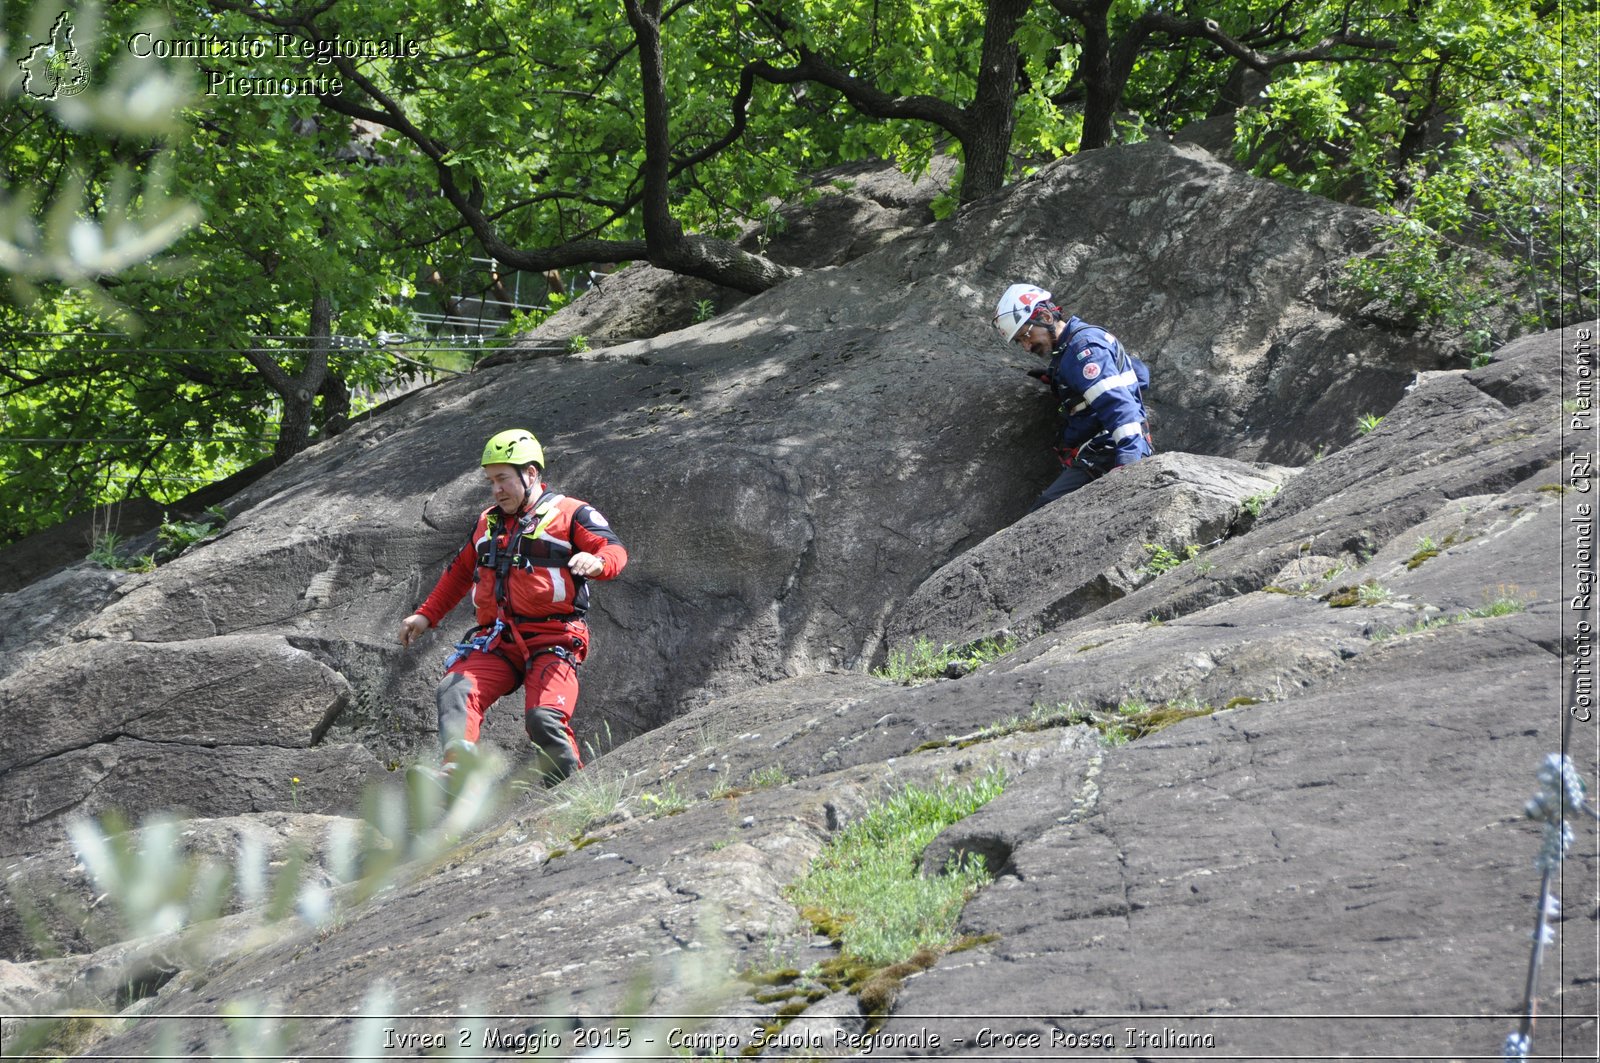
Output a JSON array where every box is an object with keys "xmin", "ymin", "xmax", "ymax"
[
  {"xmin": 959, "ymin": 0, "xmax": 1032, "ymax": 202},
  {"xmin": 248, "ymin": 290, "xmax": 333, "ymax": 465},
  {"xmin": 1076, "ymin": 2, "xmax": 1118, "ymax": 151}
]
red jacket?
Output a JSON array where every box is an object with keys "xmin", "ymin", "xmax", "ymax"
[{"xmin": 416, "ymin": 490, "xmax": 627, "ymax": 632}]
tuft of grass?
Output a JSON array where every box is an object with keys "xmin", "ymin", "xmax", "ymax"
[
  {"xmin": 88, "ymin": 532, "xmax": 155, "ymax": 573},
  {"xmin": 1357, "ymin": 412, "xmax": 1385, "ymax": 435},
  {"xmin": 1406, "ymin": 535, "xmax": 1441, "ymax": 569},
  {"xmin": 787, "ymin": 770, "xmax": 1005, "ymax": 967},
  {"xmin": 748, "ymin": 765, "xmax": 791, "ymax": 790},
  {"xmin": 538, "ymin": 769, "xmax": 633, "ymax": 839},
  {"xmin": 924, "ymin": 701, "xmax": 1088, "ymax": 751},
  {"xmin": 1090, "ymin": 696, "xmax": 1216, "ymax": 747},
  {"xmin": 874, "ymin": 635, "xmax": 1017, "ymax": 686},
  {"xmin": 1138, "ymin": 542, "xmax": 1200, "ymax": 579},
  {"xmin": 1357, "ymin": 581, "xmax": 1395, "ymax": 605},
  {"xmin": 1326, "ymin": 579, "xmax": 1394, "ymax": 607},
  {"xmin": 1370, "ymin": 592, "xmax": 1527, "ymax": 642},
  {"xmin": 638, "ymin": 781, "xmax": 691, "ymax": 817},
  {"xmin": 566, "ymin": 333, "xmax": 590, "ymax": 354}
]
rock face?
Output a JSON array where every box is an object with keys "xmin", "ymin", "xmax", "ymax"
[
  {"xmin": 887, "ymin": 453, "xmax": 1297, "ymax": 650},
  {"xmin": 0, "ymin": 142, "xmax": 1588, "ymax": 1062},
  {"xmin": 1, "ymin": 139, "xmax": 1518, "ymax": 856}
]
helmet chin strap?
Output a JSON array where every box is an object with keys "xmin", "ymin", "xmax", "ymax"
[{"xmin": 517, "ymin": 467, "xmax": 540, "ymax": 514}]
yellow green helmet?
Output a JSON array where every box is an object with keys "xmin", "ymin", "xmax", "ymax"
[{"xmin": 481, "ymin": 429, "xmax": 544, "ymax": 470}]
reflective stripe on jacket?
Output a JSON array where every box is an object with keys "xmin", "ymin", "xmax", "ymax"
[{"xmin": 1047, "ymin": 316, "xmax": 1152, "ymax": 468}]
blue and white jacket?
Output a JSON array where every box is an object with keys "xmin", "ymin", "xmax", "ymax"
[{"xmin": 1045, "ymin": 316, "xmax": 1152, "ymax": 469}]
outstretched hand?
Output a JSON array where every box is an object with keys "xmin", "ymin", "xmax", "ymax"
[
  {"xmin": 399, "ymin": 613, "xmax": 430, "ymax": 647},
  {"xmin": 569, "ymin": 552, "xmax": 604, "ymax": 578}
]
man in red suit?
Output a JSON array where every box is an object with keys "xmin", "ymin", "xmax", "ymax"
[{"xmin": 400, "ymin": 429, "xmax": 628, "ymax": 785}]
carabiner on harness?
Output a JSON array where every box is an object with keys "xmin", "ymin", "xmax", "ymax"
[{"xmin": 443, "ymin": 618, "xmax": 506, "ymax": 670}]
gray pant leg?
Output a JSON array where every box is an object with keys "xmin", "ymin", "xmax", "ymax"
[
  {"xmin": 436, "ymin": 672, "xmax": 475, "ymax": 750},
  {"xmin": 524, "ymin": 706, "xmax": 581, "ymax": 786}
]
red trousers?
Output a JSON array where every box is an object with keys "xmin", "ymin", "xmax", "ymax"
[{"xmin": 435, "ymin": 626, "xmax": 586, "ymax": 783}]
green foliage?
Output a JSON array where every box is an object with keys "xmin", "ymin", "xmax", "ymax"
[
  {"xmin": 87, "ymin": 531, "xmax": 154, "ymax": 572},
  {"xmin": 1326, "ymin": 579, "xmax": 1395, "ymax": 607},
  {"xmin": 1357, "ymin": 413, "xmax": 1385, "ymax": 435},
  {"xmin": 498, "ymin": 292, "xmax": 572, "ymax": 338},
  {"xmin": 1094, "ymin": 696, "xmax": 1216, "ymax": 747},
  {"xmin": 1407, "ymin": 536, "xmax": 1441, "ymax": 569},
  {"xmin": 566, "ymin": 333, "xmax": 591, "ymax": 354},
  {"xmin": 692, "ymin": 299, "xmax": 717, "ymax": 324},
  {"xmin": 1358, "ymin": 581, "xmax": 1395, "ymax": 605},
  {"xmin": 638, "ymin": 781, "xmax": 691, "ymax": 817},
  {"xmin": 1138, "ymin": 542, "xmax": 1201, "ymax": 578},
  {"xmin": 0, "ymin": 3, "xmax": 200, "ymax": 291},
  {"xmin": 748, "ymin": 765, "xmax": 792, "ymax": 790},
  {"xmin": 1, "ymin": 2, "xmax": 425, "ymax": 543},
  {"xmin": 536, "ymin": 766, "xmax": 634, "ymax": 841},
  {"xmin": 787, "ymin": 770, "xmax": 1005, "ymax": 966},
  {"xmin": 1238, "ymin": 2, "xmax": 1594, "ymax": 335},
  {"xmin": 5, "ymin": 0, "xmax": 1578, "ymax": 545},
  {"xmin": 952, "ymin": 701, "xmax": 1085, "ymax": 747},
  {"xmin": 1243, "ymin": 486, "xmax": 1281, "ymax": 518},
  {"xmin": 874, "ymin": 635, "xmax": 1017, "ymax": 685},
  {"xmin": 1370, "ymin": 591, "xmax": 1527, "ymax": 641},
  {"xmin": 156, "ymin": 508, "xmax": 225, "ymax": 558}
]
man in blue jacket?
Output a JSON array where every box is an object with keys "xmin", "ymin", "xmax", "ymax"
[{"xmin": 993, "ymin": 283, "xmax": 1152, "ymax": 512}]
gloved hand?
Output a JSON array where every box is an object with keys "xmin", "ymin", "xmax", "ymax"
[{"xmin": 1025, "ymin": 368, "xmax": 1051, "ymax": 386}]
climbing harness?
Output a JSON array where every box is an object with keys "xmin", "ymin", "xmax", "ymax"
[{"xmin": 443, "ymin": 618, "xmax": 506, "ymax": 671}]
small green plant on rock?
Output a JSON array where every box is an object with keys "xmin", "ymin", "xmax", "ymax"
[
  {"xmin": 748, "ymin": 765, "xmax": 792, "ymax": 790},
  {"xmin": 1406, "ymin": 536, "xmax": 1440, "ymax": 569},
  {"xmin": 920, "ymin": 701, "xmax": 1088, "ymax": 752},
  {"xmin": 1370, "ymin": 591, "xmax": 1528, "ymax": 642},
  {"xmin": 1242, "ymin": 485, "xmax": 1281, "ymax": 517},
  {"xmin": 638, "ymin": 782, "xmax": 691, "ymax": 817},
  {"xmin": 874, "ymin": 635, "xmax": 1017, "ymax": 686},
  {"xmin": 1357, "ymin": 412, "xmax": 1385, "ymax": 435},
  {"xmin": 1326, "ymin": 579, "xmax": 1394, "ymax": 607},
  {"xmin": 88, "ymin": 531, "xmax": 155, "ymax": 572},
  {"xmin": 156, "ymin": 506, "xmax": 227, "ymax": 560},
  {"xmin": 1089, "ymin": 696, "xmax": 1216, "ymax": 746},
  {"xmin": 1357, "ymin": 581, "xmax": 1395, "ymax": 605},
  {"xmin": 537, "ymin": 768, "xmax": 633, "ymax": 840},
  {"xmin": 1138, "ymin": 542, "xmax": 1200, "ymax": 579}
]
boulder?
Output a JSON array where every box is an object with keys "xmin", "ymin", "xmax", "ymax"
[
  {"xmin": 885, "ymin": 453, "xmax": 1297, "ymax": 651},
  {"xmin": 501, "ymin": 157, "xmax": 960, "ymax": 355}
]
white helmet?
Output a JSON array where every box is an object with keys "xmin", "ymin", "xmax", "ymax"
[{"xmin": 992, "ymin": 283, "xmax": 1053, "ymax": 342}]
